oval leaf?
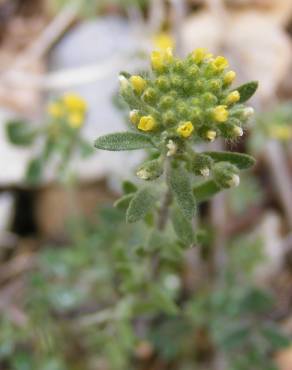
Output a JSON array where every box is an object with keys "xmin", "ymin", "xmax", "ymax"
[
  {"xmin": 6, "ymin": 120, "xmax": 36, "ymax": 146},
  {"xmin": 94, "ymin": 132, "xmax": 154, "ymax": 151},
  {"xmin": 234, "ymin": 81, "xmax": 258, "ymax": 103},
  {"xmin": 193, "ymin": 179, "xmax": 221, "ymax": 203},
  {"xmin": 126, "ymin": 186, "xmax": 156, "ymax": 223},
  {"xmin": 168, "ymin": 165, "xmax": 196, "ymax": 219},
  {"xmin": 204, "ymin": 151, "xmax": 256, "ymax": 169}
]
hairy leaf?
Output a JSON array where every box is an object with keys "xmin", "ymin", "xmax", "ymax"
[
  {"xmin": 126, "ymin": 186, "xmax": 156, "ymax": 223},
  {"xmin": 94, "ymin": 132, "xmax": 155, "ymax": 151},
  {"xmin": 204, "ymin": 151, "xmax": 256, "ymax": 169},
  {"xmin": 193, "ymin": 180, "xmax": 221, "ymax": 203},
  {"xmin": 234, "ymin": 81, "xmax": 258, "ymax": 103},
  {"xmin": 171, "ymin": 207, "xmax": 194, "ymax": 246},
  {"xmin": 168, "ymin": 165, "xmax": 196, "ymax": 219}
]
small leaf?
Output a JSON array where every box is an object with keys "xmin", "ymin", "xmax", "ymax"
[
  {"xmin": 6, "ymin": 120, "xmax": 36, "ymax": 146},
  {"xmin": 234, "ymin": 81, "xmax": 258, "ymax": 103},
  {"xmin": 204, "ymin": 151, "xmax": 256, "ymax": 169},
  {"xmin": 114, "ymin": 194, "xmax": 134, "ymax": 210},
  {"xmin": 126, "ymin": 186, "xmax": 157, "ymax": 223},
  {"xmin": 193, "ymin": 180, "xmax": 221, "ymax": 203},
  {"xmin": 171, "ymin": 207, "xmax": 194, "ymax": 246},
  {"xmin": 94, "ymin": 132, "xmax": 155, "ymax": 151},
  {"xmin": 122, "ymin": 181, "xmax": 137, "ymax": 194},
  {"xmin": 168, "ymin": 165, "xmax": 196, "ymax": 219}
]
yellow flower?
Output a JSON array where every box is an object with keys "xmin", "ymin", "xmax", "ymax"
[
  {"xmin": 129, "ymin": 76, "xmax": 147, "ymax": 94},
  {"xmin": 151, "ymin": 49, "xmax": 173, "ymax": 71},
  {"xmin": 63, "ymin": 93, "xmax": 87, "ymax": 112},
  {"xmin": 138, "ymin": 116, "xmax": 156, "ymax": 131},
  {"xmin": 176, "ymin": 121, "xmax": 194, "ymax": 138},
  {"xmin": 68, "ymin": 112, "xmax": 84, "ymax": 129},
  {"xmin": 206, "ymin": 130, "xmax": 217, "ymax": 142},
  {"xmin": 213, "ymin": 105, "xmax": 229, "ymax": 123},
  {"xmin": 129, "ymin": 110, "xmax": 140, "ymax": 125},
  {"xmin": 153, "ymin": 32, "xmax": 175, "ymax": 51},
  {"xmin": 224, "ymin": 70, "xmax": 236, "ymax": 85},
  {"xmin": 151, "ymin": 51, "xmax": 165, "ymax": 71},
  {"xmin": 269, "ymin": 125, "xmax": 292, "ymax": 141},
  {"xmin": 226, "ymin": 90, "xmax": 240, "ymax": 105},
  {"xmin": 48, "ymin": 102, "xmax": 63, "ymax": 118},
  {"xmin": 191, "ymin": 48, "xmax": 211, "ymax": 63},
  {"xmin": 212, "ymin": 56, "xmax": 229, "ymax": 71}
]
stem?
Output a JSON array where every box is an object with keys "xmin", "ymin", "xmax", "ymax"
[{"xmin": 151, "ymin": 160, "xmax": 172, "ymax": 275}]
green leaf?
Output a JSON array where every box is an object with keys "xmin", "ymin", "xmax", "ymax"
[
  {"xmin": 234, "ymin": 81, "xmax": 258, "ymax": 103},
  {"xmin": 114, "ymin": 194, "xmax": 134, "ymax": 210},
  {"xmin": 150, "ymin": 286, "xmax": 179, "ymax": 315},
  {"xmin": 168, "ymin": 165, "xmax": 196, "ymax": 219},
  {"xmin": 122, "ymin": 181, "xmax": 137, "ymax": 194},
  {"xmin": 171, "ymin": 207, "xmax": 194, "ymax": 246},
  {"xmin": 26, "ymin": 158, "xmax": 43, "ymax": 185},
  {"xmin": 261, "ymin": 325, "xmax": 290, "ymax": 349},
  {"xmin": 126, "ymin": 186, "xmax": 157, "ymax": 223},
  {"xmin": 6, "ymin": 120, "xmax": 36, "ymax": 146},
  {"xmin": 204, "ymin": 151, "xmax": 256, "ymax": 169},
  {"xmin": 94, "ymin": 132, "xmax": 155, "ymax": 151},
  {"xmin": 193, "ymin": 180, "xmax": 221, "ymax": 203}
]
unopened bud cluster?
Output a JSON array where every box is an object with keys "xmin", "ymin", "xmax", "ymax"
[{"xmin": 120, "ymin": 48, "xmax": 253, "ymax": 143}]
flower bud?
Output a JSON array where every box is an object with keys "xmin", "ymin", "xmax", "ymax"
[
  {"xmin": 176, "ymin": 121, "xmax": 194, "ymax": 138},
  {"xmin": 206, "ymin": 79, "xmax": 221, "ymax": 94},
  {"xmin": 143, "ymin": 88, "xmax": 157, "ymax": 104},
  {"xmin": 191, "ymin": 48, "xmax": 208, "ymax": 63},
  {"xmin": 166, "ymin": 139, "xmax": 177, "ymax": 157},
  {"xmin": 171, "ymin": 75, "xmax": 184, "ymax": 88},
  {"xmin": 119, "ymin": 75, "xmax": 130, "ymax": 91},
  {"xmin": 136, "ymin": 159, "xmax": 164, "ymax": 180},
  {"xmin": 162, "ymin": 110, "xmax": 176, "ymax": 125},
  {"xmin": 212, "ymin": 56, "xmax": 229, "ymax": 71},
  {"xmin": 156, "ymin": 76, "xmax": 170, "ymax": 91},
  {"xmin": 213, "ymin": 105, "xmax": 229, "ymax": 123},
  {"xmin": 158, "ymin": 95, "xmax": 174, "ymax": 110},
  {"xmin": 177, "ymin": 101, "xmax": 189, "ymax": 117},
  {"xmin": 243, "ymin": 107, "xmax": 254, "ymax": 118},
  {"xmin": 173, "ymin": 60, "xmax": 184, "ymax": 72},
  {"xmin": 129, "ymin": 76, "xmax": 147, "ymax": 95},
  {"xmin": 226, "ymin": 90, "xmax": 240, "ymax": 105},
  {"xmin": 223, "ymin": 70, "xmax": 236, "ymax": 85},
  {"xmin": 213, "ymin": 162, "xmax": 239, "ymax": 189},
  {"xmin": 206, "ymin": 130, "xmax": 217, "ymax": 142},
  {"xmin": 129, "ymin": 110, "xmax": 140, "ymax": 125},
  {"xmin": 233, "ymin": 126, "xmax": 243, "ymax": 137},
  {"xmin": 191, "ymin": 154, "xmax": 213, "ymax": 176},
  {"xmin": 138, "ymin": 115, "xmax": 156, "ymax": 131},
  {"xmin": 187, "ymin": 64, "xmax": 200, "ymax": 78},
  {"xmin": 202, "ymin": 93, "xmax": 218, "ymax": 106},
  {"xmin": 151, "ymin": 51, "xmax": 164, "ymax": 72}
]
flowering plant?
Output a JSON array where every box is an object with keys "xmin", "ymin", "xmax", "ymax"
[
  {"xmin": 6, "ymin": 93, "xmax": 92, "ymax": 183},
  {"xmin": 95, "ymin": 48, "xmax": 258, "ymax": 238}
]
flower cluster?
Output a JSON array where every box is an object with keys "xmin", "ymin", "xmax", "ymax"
[
  {"xmin": 120, "ymin": 48, "xmax": 254, "ymax": 143},
  {"xmin": 48, "ymin": 93, "xmax": 87, "ymax": 129}
]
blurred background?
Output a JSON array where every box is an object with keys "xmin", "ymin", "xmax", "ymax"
[{"xmin": 1, "ymin": 0, "xmax": 292, "ymax": 369}]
